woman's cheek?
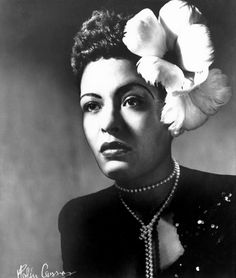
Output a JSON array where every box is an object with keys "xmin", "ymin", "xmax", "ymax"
[
  {"xmin": 83, "ymin": 116, "xmax": 98, "ymax": 140},
  {"xmin": 130, "ymin": 112, "xmax": 155, "ymax": 133},
  {"xmin": 123, "ymin": 109, "xmax": 147, "ymax": 127}
]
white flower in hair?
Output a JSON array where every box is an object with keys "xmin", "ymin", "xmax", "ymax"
[
  {"xmin": 158, "ymin": 0, "xmax": 202, "ymax": 50},
  {"xmin": 176, "ymin": 24, "xmax": 213, "ymax": 72},
  {"xmin": 161, "ymin": 93, "xmax": 186, "ymax": 135},
  {"xmin": 183, "ymin": 69, "xmax": 232, "ymax": 130},
  {"xmin": 123, "ymin": 8, "xmax": 167, "ymax": 57},
  {"xmin": 122, "ymin": 0, "xmax": 231, "ymax": 136},
  {"xmin": 190, "ymin": 69, "xmax": 232, "ymax": 115},
  {"xmin": 182, "ymin": 94, "xmax": 208, "ymax": 131},
  {"xmin": 137, "ymin": 56, "xmax": 185, "ymax": 91}
]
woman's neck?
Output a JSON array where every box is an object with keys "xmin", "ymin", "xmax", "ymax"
[{"xmin": 116, "ymin": 155, "xmax": 175, "ymax": 221}]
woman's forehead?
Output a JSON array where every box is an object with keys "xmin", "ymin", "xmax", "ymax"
[{"xmin": 80, "ymin": 58, "xmax": 146, "ymax": 96}]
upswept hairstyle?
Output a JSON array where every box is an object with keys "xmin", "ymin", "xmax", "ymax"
[{"xmin": 71, "ymin": 10, "xmax": 139, "ymax": 83}]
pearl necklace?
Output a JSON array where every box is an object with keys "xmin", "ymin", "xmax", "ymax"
[
  {"xmin": 115, "ymin": 159, "xmax": 178, "ymax": 193},
  {"xmin": 118, "ymin": 162, "xmax": 180, "ymax": 278}
]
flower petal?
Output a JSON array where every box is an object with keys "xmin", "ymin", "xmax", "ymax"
[
  {"xmin": 122, "ymin": 8, "xmax": 167, "ymax": 57},
  {"xmin": 159, "ymin": 0, "xmax": 202, "ymax": 50},
  {"xmin": 177, "ymin": 24, "xmax": 214, "ymax": 72},
  {"xmin": 183, "ymin": 94, "xmax": 208, "ymax": 130},
  {"xmin": 172, "ymin": 70, "xmax": 209, "ymax": 96},
  {"xmin": 137, "ymin": 56, "xmax": 185, "ymax": 92},
  {"xmin": 193, "ymin": 70, "xmax": 209, "ymax": 87},
  {"xmin": 161, "ymin": 93, "xmax": 186, "ymax": 136},
  {"xmin": 161, "ymin": 91, "xmax": 209, "ymax": 135},
  {"xmin": 190, "ymin": 69, "xmax": 232, "ymax": 115}
]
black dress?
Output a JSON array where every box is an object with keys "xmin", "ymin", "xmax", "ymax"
[{"xmin": 58, "ymin": 166, "xmax": 236, "ymax": 277}]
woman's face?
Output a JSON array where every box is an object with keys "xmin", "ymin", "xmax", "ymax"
[{"xmin": 80, "ymin": 58, "xmax": 172, "ymax": 184}]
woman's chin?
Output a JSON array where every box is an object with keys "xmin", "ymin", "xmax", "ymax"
[{"xmin": 99, "ymin": 160, "xmax": 132, "ymax": 180}]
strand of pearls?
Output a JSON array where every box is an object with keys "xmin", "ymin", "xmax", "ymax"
[
  {"xmin": 115, "ymin": 159, "xmax": 178, "ymax": 193},
  {"xmin": 118, "ymin": 161, "xmax": 180, "ymax": 278}
]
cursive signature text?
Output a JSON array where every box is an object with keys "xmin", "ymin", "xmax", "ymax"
[{"xmin": 17, "ymin": 263, "xmax": 76, "ymax": 278}]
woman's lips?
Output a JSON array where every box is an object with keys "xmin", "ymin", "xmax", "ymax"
[{"xmin": 100, "ymin": 142, "xmax": 132, "ymax": 157}]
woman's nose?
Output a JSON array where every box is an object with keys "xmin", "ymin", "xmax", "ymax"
[{"xmin": 100, "ymin": 106, "xmax": 121, "ymax": 134}]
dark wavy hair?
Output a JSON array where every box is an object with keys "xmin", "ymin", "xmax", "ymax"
[{"xmin": 71, "ymin": 10, "xmax": 139, "ymax": 84}]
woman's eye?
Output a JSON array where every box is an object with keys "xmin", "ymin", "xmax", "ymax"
[
  {"xmin": 83, "ymin": 102, "xmax": 101, "ymax": 113},
  {"xmin": 123, "ymin": 96, "xmax": 143, "ymax": 108}
]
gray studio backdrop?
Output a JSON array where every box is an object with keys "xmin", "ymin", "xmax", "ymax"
[{"xmin": 0, "ymin": 0, "xmax": 235, "ymax": 277}]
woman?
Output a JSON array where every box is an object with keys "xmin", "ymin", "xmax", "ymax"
[{"xmin": 58, "ymin": 1, "xmax": 236, "ymax": 277}]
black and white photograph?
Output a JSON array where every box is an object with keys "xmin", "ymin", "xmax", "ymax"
[{"xmin": 1, "ymin": 0, "xmax": 236, "ymax": 277}]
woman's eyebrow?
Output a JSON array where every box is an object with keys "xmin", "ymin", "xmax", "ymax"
[
  {"xmin": 118, "ymin": 82, "xmax": 154, "ymax": 99},
  {"xmin": 80, "ymin": 93, "xmax": 102, "ymax": 101}
]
